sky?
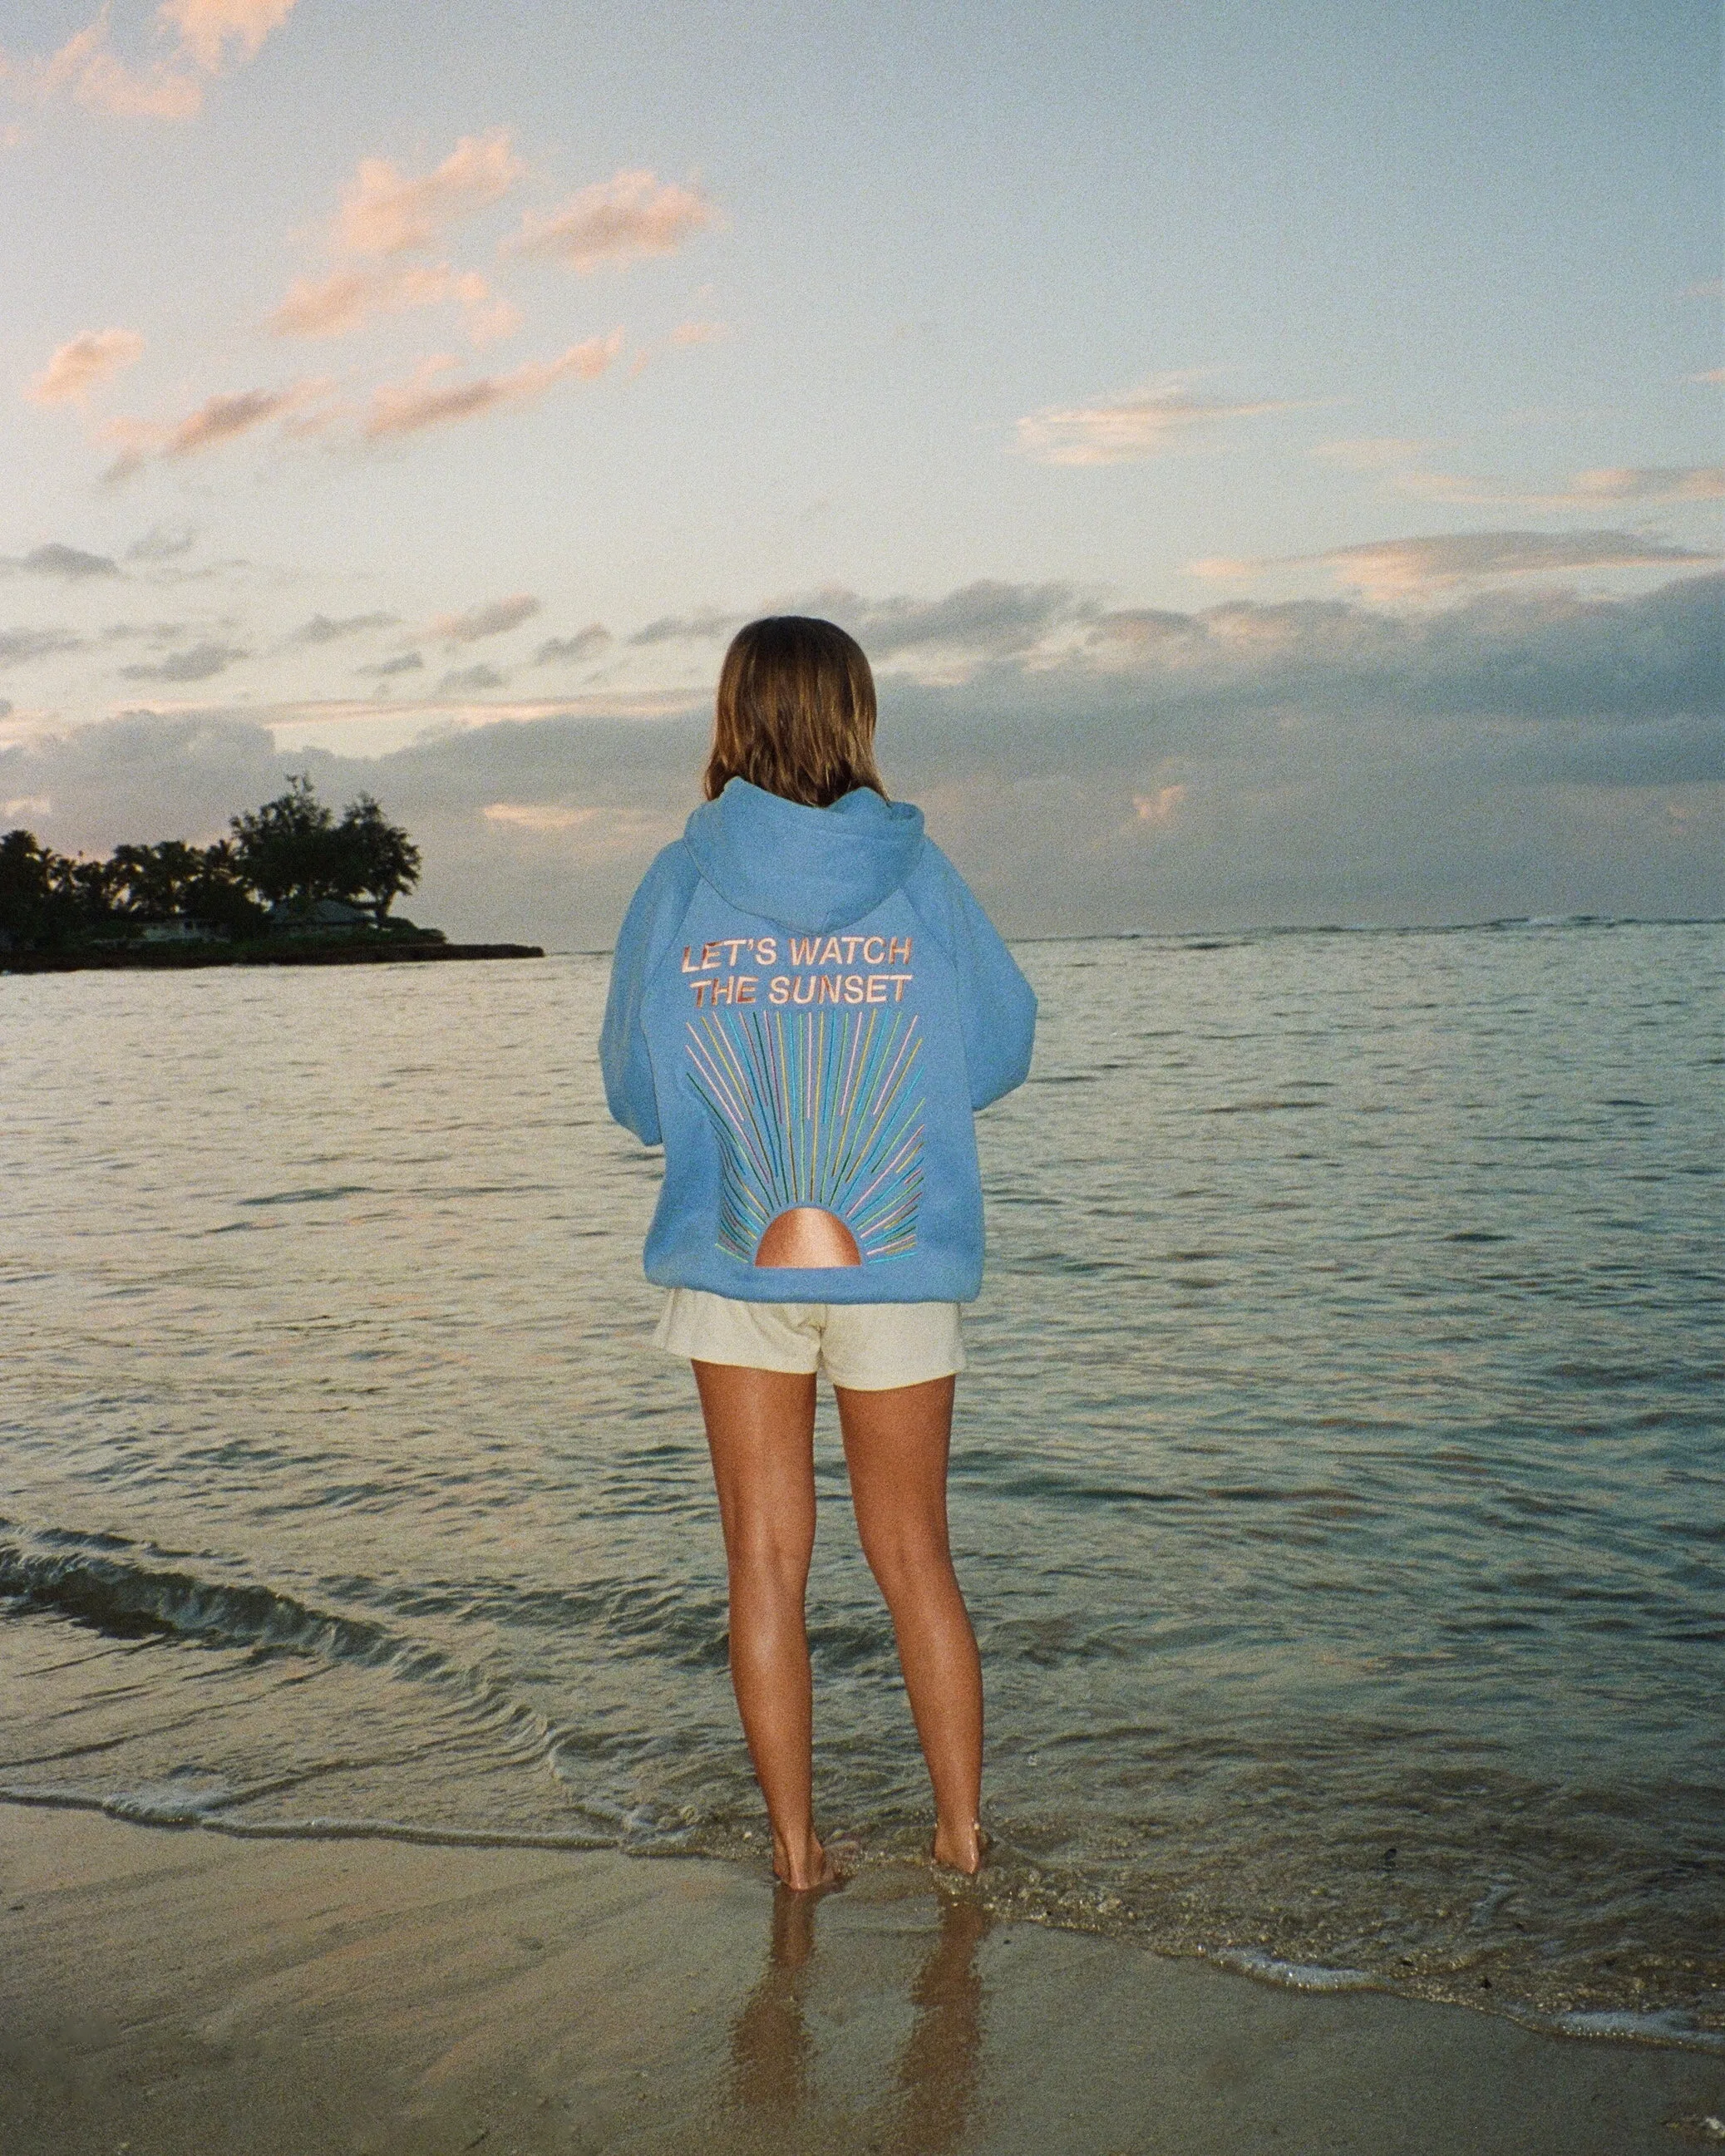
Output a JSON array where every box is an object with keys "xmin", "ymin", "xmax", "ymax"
[{"xmin": 1, "ymin": 0, "xmax": 1719, "ymax": 943}]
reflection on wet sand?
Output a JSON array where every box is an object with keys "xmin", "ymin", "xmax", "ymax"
[
  {"xmin": 730, "ymin": 1883, "xmax": 819, "ymax": 2114},
  {"xmin": 730, "ymin": 1882, "xmax": 990, "ymax": 2150}
]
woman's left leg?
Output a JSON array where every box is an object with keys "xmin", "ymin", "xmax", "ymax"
[
  {"xmin": 694, "ymin": 1359, "xmax": 840, "ymax": 1891},
  {"xmin": 835, "ymin": 1376, "xmax": 985, "ymax": 1873}
]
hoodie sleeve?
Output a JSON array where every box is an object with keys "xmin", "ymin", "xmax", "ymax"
[
  {"xmin": 905, "ymin": 844, "xmax": 1037, "ymax": 1110},
  {"xmin": 599, "ymin": 842, "xmax": 697, "ymax": 1145}
]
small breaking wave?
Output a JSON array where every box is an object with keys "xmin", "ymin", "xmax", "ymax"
[{"xmin": 0, "ymin": 1528, "xmax": 554, "ymax": 1755}]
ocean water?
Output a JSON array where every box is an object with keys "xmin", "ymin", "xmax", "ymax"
[{"xmin": 2, "ymin": 923, "xmax": 1721, "ymax": 2045}]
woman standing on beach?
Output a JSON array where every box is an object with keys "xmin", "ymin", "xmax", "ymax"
[{"xmin": 600, "ymin": 618, "xmax": 1036, "ymax": 1890}]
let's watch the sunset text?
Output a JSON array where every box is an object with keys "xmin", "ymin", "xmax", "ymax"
[{"xmin": 682, "ymin": 934, "xmax": 914, "ymax": 1007}]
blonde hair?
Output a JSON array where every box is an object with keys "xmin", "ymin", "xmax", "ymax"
[{"xmin": 704, "ymin": 616, "xmax": 885, "ymax": 808}]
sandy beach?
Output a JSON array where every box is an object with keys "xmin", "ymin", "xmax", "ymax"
[{"xmin": 2, "ymin": 1802, "xmax": 1718, "ymax": 2156}]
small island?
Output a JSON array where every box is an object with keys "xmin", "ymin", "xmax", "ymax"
[{"xmin": 0, "ymin": 775, "xmax": 542, "ymax": 972}]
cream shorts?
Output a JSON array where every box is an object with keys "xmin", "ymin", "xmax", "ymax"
[{"xmin": 654, "ymin": 1288, "xmax": 964, "ymax": 1391}]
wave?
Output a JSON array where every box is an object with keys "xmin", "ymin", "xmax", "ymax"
[
  {"xmin": 3, "ymin": 1533, "xmax": 414, "ymax": 1666},
  {"xmin": 0, "ymin": 1782, "xmax": 615, "ymax": 1849},
  {"xmin": 0, "ymin": 1529, "xmax": 551, "ymax": 1750}
]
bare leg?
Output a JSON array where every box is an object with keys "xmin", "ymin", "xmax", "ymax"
[
  {"xmin": 694, "ymin": 1361, "xmax": 840, "ymax": 1891},
  {"xmin": 835, "ymin": 1376, "xmax": 985, "ymax": 1873}
]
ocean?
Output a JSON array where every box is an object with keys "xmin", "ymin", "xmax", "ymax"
[{"xmin": 2, "ymin": 921, "xmax": 1720, "ymax": 2046}]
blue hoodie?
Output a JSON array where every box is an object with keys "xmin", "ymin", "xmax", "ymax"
[{"xmin": 600, "ymin": 778, "xmax": 1036, "ymax": 1303}]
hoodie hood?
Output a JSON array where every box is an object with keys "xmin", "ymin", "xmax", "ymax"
[{"xmin": 683, "ymin": 778, "xmax": 926, "ymax": 933}]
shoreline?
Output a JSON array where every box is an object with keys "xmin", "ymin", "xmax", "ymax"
[
  {"xmin": 2, "ymin": 1802, "xmax": 1720, "ymax": 2155},
  {"xmin": 0, "ymin": 938, "xmax": 544, "ymax": 972}
]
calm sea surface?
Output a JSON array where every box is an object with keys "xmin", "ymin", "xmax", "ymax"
[{"xmin": 2, "ymin": 923, "xmax": 1721, "ymax": 2043}]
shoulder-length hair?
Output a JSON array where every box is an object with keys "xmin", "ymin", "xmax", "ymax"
[{"xmin": 703, "ymin": 616, "xmax": 885, "ymax": 808}]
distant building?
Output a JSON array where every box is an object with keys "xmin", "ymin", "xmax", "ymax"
[
  {"xmin": 140, "ymin": 918, "xmax": 216, "ymax": 943},
  {"xmin": 266, "ymin": 898, "xmax": 370, "ymax": 934}
]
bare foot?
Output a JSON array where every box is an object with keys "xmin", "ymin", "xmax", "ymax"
[
  {"xmin": 771, "ymin": 1830, "xmax": 853, "ymax": 1892},
  {"xmin": 929, "ymin": 1821, "xmax": 991, "ymax": 1877}
]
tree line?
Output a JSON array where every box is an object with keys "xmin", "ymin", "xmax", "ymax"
[{"xmin": 0, "ymin": 776, "xmax": 421, "ymax": 948}]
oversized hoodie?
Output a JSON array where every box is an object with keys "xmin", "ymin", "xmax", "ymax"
[{"xmin": 600, "ymin": 778, "xmax": 1037, "ymax": 1303}]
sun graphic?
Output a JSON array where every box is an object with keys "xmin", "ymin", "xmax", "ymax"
[{"xmin": 685, "ymin": 1007, "xmax": 925, "ymax": 1268}]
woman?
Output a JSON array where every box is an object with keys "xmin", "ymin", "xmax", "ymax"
[{"xmin": 600, "ymin": 616, "xmax": 1036, "ymax": 1888}]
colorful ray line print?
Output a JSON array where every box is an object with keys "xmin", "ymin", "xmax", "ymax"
[{"xmin": 686, "ymin": 1007, "xmax": 925, "ymax": 1263}]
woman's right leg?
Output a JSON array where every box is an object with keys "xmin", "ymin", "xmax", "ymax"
[
  {"xmin": 835, "ymin": 1376, "xmax": 985, "ymax": 1874},
  {"xmin": 693, "ymin": 1359, "xmax": 840, "ymax": 1891}
]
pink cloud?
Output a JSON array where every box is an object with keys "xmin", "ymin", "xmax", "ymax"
[
  {"xmin": 101, "ymin": 377, "xmax": 328, "ymax": 480},
  {"xmin": 161, "ymin": 384, "xmax": 312, "ymax": 458},
  {"xmin": 157, "ymin": 0, "xmax": 298, "ymax": 71},
  {"xmin": 1395, "ymin": 464, "xmax": 1725, "ymax": 510},
  {"xmin": 482, "ymin": 802, "xmax": 601, "ymax": 831},
  {"xmin": 27, "ymin": 327, "xmax": 145, "ymax": 405},
  {"xmin": 363, "ymin": 335, "xmax": 622, "ymax": 439},
  {"xmin": 269, "ymin": 263, "xmax": 515, "ymax": 344},
  {"xmin": 1016, "ymin": 377, "xmax": 1318, "ymax": 465},
  {"xmin": 72, "ymin": 48, "xmax": 202, "ymax": 119},
  {"xmin": 336, "ymin": 130, "xmax": 525, "ymax": 258},
  {"xmin": 671, "ymin": 318, "xmax": 729, "ymax": 345},
  {"xmin": 269, "ymin": 133, "xmax": 528, "ymax": 346},
  {"xmin": 510, "ymin": 170, "xmax": 719, "ymax": 272},
  {"xmin": 2, "ymin": 0, "xmax": 298, "ymax": 123},
  {"xmin": 1193, "ymin": 529, "xmax": 1720, "ymax": 598},
  {"xmin": 1132, "ymin": 781, "xmax": 1188, "ymax": 825},
  {"xmin": 430, "ymin": 595, "xmax": 541, "ymax": 645}
]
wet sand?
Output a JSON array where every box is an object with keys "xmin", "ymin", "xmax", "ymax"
[{"xmin": 1, "ymin": 1803, "xmax": 1718, "ymax": 2155}]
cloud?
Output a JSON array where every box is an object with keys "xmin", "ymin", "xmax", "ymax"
[
  {"xmin": 430, "ymin": 595, "xmax": 540, "ymax": 645},
  {"xmin": 157, "ymin": 0, "xmax": 298, "ymax": 71},
  {"xmin": 534, "ymin": 626, "xmax": 611, "ymax": 664},
  {"xmin": 619, "ymin": 582, "xmax": 1093, "ymax": 667},
  {"xmin": 292, "ymin": 611, "xmax": 400, "ymax": 644},
  {"xmin": 268, "ymin": 262, "xmax": 518, "ymax": 345},
  {"xmin": 357, "ymin": 651, "xmax": 423, "ymax": 678},
  {"xmin": 438, "ymin": 662, "xmax": 505, "ymax": 694},
  {"xmin": 101, "ymin": 377, "xmax": 328, "ymax": 480},
  {"xmin": 1690, "ymin": 367, "xmax": 1725, "ymax": 386},
  {"xmin": 0, "ymin": 628, "xmax": 84, "ymax": 667},
  {"xmin": 670, "ymin": 319, "xmax": 728, "ymax": 346},
  {"xmin": 845, "ymin": 579, "xmax": 1090, "ymax": 658},
  {"xmin": 481, "ymin": 800, "xmax": 600, "ymax": 832},
  {"xmin": 510, "ymin": 170, "xmax": 718, "ymax": 272},
  {"xmin": 1195, "ymin": 529, "xmax": 1721, "ymax": 598},
  {"xmin": 1133, "ymin": 782, "xmax": 1188, "ymax": 825},
  {"xmin": 271, "ymin": 269, "xmax": 401, "ymax": 336},
  {"xmin": 9, "ymin": 18, "xmax": 203, "ymax": 121},
  {"xmin": 627, "ymin": 607, "xmax": 739, "ymax": 647},
  {"xmin": 5, "ymin": 543, "xmax": 121, "ymax": 580},
  {"xmin": 1394, "ymin": 464, "xmax": 1725, "ymax": 510},
  {"xmin": 119, "ymin": 639, "xmax": 248, "ymax": 682},
  {"xmin": 166, "ymin": 383, "xmax": 314, "ymax": 456},
  {"xmin": 1016, "ymin": 377, "xmax": 1318, "ymax": 465},
  {"xmin": 26, "ymin": 327, "xmax": 145, "ymax": 405},
  {"xmin": 127, "ymin": 524, "xmax": 196, "ymax": 561},
  {"xmin": 335, "ymin": 130, "xmax": 524, "ymax": 258},
  {"xmin": 5, "ymin": 574, "xmax": 1718, "ymax": 942},
  {"xmin": 2, "ymin": 0, "xmax": 299, "ymax": 123},
  {"xmin": 1560, "ymin": 467, "xmax": 1723, "ymax": 504},
  {"xmin": 363, "ymin": 336, "xmax": 620, "ymax": 438},
  {"xmin": 101, "ymin": 619, "xmax": 190, "ymax": 643},
  {"xmin": 264, "ymin": 131, "xmax": 526, "ymax": 350},
  {"xmin": 1682, "ymin": 278, "xmax": 1723, "ymax": 300}
]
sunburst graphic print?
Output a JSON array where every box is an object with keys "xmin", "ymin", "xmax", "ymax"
[{"xmin": 685, "ymin": 1007, "xmax": 925, "ymax": 1265}]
